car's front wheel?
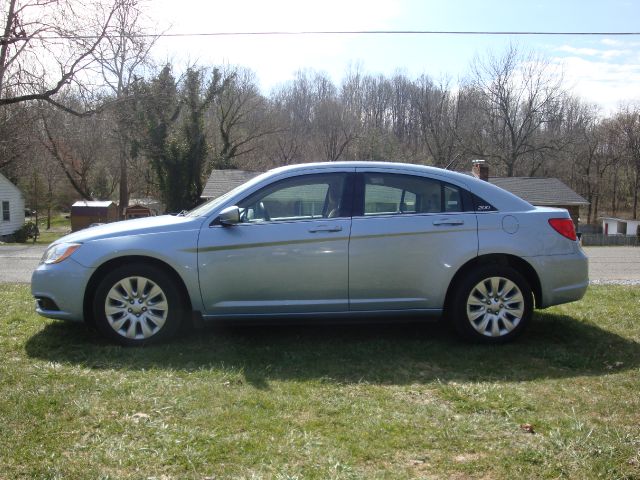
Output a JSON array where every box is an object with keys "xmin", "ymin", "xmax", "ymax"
[
  {"xmin": 450, "ymin": 265, "xmax": 533, "ymax": 343},
  {"xmin": 93, "ymin": 264, "xmax": 184, "ymax": 346}
]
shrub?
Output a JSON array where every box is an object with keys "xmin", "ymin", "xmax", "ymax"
[{"xmin": 13, "ymin": 222, "xmax": 39, "ymax": 243}]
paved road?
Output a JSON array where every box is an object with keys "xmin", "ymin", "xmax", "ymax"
[
  {"xmin": 585, "ymin": 246, "xmax": 640, "ymax": 284},
  {"xmin": 0, "ymin": 244, "xmax": 46, "ymax": 283},
  {"xmin": 1, "ymin": 244, "xmax": 639, "ymax": 284}
]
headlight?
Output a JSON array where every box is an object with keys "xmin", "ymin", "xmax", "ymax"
[{"xmin": 41, "ymin": 243, "xmax": 82, "ymax": 264}]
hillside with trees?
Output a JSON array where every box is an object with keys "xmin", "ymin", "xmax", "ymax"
[{"xmin": 2, "ymin": 1, "xmax": 639, "ymax": 225}]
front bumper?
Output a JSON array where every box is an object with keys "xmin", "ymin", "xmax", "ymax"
[{"xmin": 31, "ymin": 258, "xmax": 95, "ymax": 322}]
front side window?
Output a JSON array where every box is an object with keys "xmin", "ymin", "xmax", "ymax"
[
  {"xmin": 362, "ymin": 173, "xmax": 464, "ymax": 216},
  {"xmin": 237, "ymin": 174, "xmax": 348, "ymax": 223},
  {"xmin": 2, "ymin": 201, "xmax": 9, "ymax": 221}
]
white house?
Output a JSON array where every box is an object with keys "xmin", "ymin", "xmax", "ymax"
[
  {"xmin": 0, "ymin": 173, "xmax": 25, "ymax": 238},
  {"xmin": 602, "ymin": 217, "xmax": 640, "ymax": 236}
]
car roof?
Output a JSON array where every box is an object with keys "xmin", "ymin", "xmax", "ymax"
[{"xmin": 262, "ymin": 161, "xmax": 534, "ymax": 212}]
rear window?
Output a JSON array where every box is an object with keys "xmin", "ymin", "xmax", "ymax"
[{"xmin": 362, "ymin": 173, "xmax": 465, "ymax": 215}]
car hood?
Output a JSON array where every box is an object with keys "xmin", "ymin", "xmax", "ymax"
[{"xmin": 53, "ymin": 215, "xmax": 206, "ymax": 245}]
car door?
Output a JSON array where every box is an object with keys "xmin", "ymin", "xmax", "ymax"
[
  {"xmin": 198, "ymin": 172, "xmax": 353, "ymax": 316},
  {"xmin": 349, "ymin": 169, "xmax": 478, "ymax": 311}
]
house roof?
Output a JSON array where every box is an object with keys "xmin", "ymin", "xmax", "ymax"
[
  {"xmin": 602, "ymin": 217, "xmax": 640, "ymax": 223},
  {"xmin": 201, "ymin": 170, "xmax": 262, "ymax": 199},
  {"xmin": 0, "ymin": 172, "xmax": 23, "ymax": 197},
  {"xmin": 200, "ymin": 168, "xmax": 590, "ymax": 208},
  {"xmin": 488, "ymin": 177, "xmax": 589, "ymax": 206},
  {"xmin": 71, "ymin": 200, "xmax": 115, "ymax": 208}
]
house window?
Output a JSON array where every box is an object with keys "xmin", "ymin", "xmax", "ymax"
[{"xmin": 2, "ymin": 201, "xmax": 9, "ymax": 221}]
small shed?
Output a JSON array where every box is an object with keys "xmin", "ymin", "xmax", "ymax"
[
  {"xmin": 70, "ymin": 200, "xmax": 118, "ymax": 231},
  {"xmin": 201, "ymin": 170, "xmax": 262, "ymax": 200},
  {"xmin": 0, "ymin": 172, "xmax": 25, "ymax": 238},
  {"xmin": 602, "ymin": 217, "xmax": 640, "ymax": 236}
]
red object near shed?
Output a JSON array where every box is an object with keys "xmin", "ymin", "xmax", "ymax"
[{"xmin": 125, "ymin": 204, "xmax": 153, "ymax": 219}]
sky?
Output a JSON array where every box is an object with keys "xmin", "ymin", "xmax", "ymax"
[{"xmin": 150, "ymin": 0, "xmax": 640, "ymax": 113}]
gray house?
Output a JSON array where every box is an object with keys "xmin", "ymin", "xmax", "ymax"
[
  {"xmin": 0, "ymin": 172, "xmax": 25, "ymax": 238},
  {"xmin": 488, "ymin": 177, "xmax": 589, "ymax": 226},
  {"xmin": 201, "ymin": 170, "xmax": 262, "ymax": 200},
  {"xmin": 201, "ymin": 165, "xmax": 589, "ymax": 228},
  {"xmin": 471, "ymin": 159, "xmax": 588, "ymax": 226}
]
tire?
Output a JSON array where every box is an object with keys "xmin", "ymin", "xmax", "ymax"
[
  {"xmin": 93, "ymin": 263, "xmax": 184, "ymax": 346},
  {"xmin": 449, "ymin": 265, "xmax": 533, "ymax": 344}
]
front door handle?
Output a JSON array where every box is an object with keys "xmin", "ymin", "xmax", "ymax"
[
  {"xmin": 308, "ymin": 225, "xmax": 343, "ymax": 233},
  {"xmin": 433, "ymin": 219, "xmax": 464, "ymax": 226}
]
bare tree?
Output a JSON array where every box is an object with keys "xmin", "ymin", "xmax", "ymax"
[
  {"xmin": 614, "ymin": 106, "xmax": 640, "ymax": 219},
  {"xmin": 1, "ymin": 0, "xmax": 122, "ymax": 114},
  {"xmin": 313, "ymin": 97, "xmax": 358, "ymax": 161},
  {"xmin": 210, "ymin": 67, "xmax": 275, "ymax": 169},
  {"xmin": 411, "ymin": 75, "xmax": 461, "ymax": 167},
  {"xmin": 292, "ymin": 71, "xmax": 359, "ymax": 162},
  {"xmin": 269, "ymin": 79, "xmax": 313, "ymax": 165},
  {"xmin": 39, "ymin": 102, "xmax": 110, "ymax": 200},
  {"xmin": 91, "ymin": 0, "xmax": 155, "ymax": 215},
  {"xmin": 563, "ymin": 101, "xmax": 605, "ymax": 223},
  {"xmin": 467, "ymin": 44, "xmax": 565, "ymax": 176},
  {"xmin": 0, "ymin": 101, "xmax": 33, "ymax": 171},
  {"xmin": 27, "ymin": 138, "xmax": 63, "ymax": 228}
]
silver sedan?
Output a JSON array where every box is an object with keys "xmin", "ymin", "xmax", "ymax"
[{"xmin": 32, "ymin": 162, "xmax": 588, "ymax": 345}]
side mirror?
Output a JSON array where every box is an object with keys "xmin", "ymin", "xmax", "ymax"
[{"xmin": 217, "ymin": 206, "xmax": 240, "ymax": 226}]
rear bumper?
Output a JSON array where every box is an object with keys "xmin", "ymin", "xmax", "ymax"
[{"xmin": 526, "ymin": 247, "xmax": 589, "ymax": 308}]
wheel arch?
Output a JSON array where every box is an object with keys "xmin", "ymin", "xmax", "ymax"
[
  {"xmin": 444, "ymin": 253, "xmax": 542, "ymax": 312},
  {"xmin": 83, "ymin": 255, "xmax": 193, "ymax": 325}
]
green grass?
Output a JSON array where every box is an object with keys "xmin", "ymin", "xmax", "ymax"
[
  {"xmin": 1, "ymin": 285, "xmax": 639, "ymax": 479},
  {"xmin": 34, "ymin": 214, "xmax": 71, "ymax": 245},
  {"xmin": 32, "ymin": 230, "xmax": 65, "ymax": 245},
  {"xmin": 0, "ymin": 214, "xmax": 70, "ymax": 246}
]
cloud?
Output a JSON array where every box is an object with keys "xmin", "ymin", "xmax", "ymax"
[
  {"xmin": 551, "ymin": 38, "xmax": 640, "ymax": 111},
  {"xmin": 553, "ymin": 55, "xmax": 640, "ymax": 112},
  {"xmin": 556, "ymin": 45, "xmax": 631, "ymax": 59},
  {"xmin": 557, "ymin": 46, "xmax": 600, "ymax": 57},
  {"xmin": 601, "ymin": 38, "xmax": 640, "ymax": 48}
]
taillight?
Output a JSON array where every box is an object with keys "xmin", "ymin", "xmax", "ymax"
[{"xmin": 548, "ymin": 218, "xmax": 577, "ymax": 241}]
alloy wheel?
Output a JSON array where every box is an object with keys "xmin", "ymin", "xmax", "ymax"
[
  {"xmin": 465, "ymin": 276, "xmax": 525, "ymax": 337},
  {"xmin": 104, "ymin": 276, "xmax": 169, "ymax": 340}
]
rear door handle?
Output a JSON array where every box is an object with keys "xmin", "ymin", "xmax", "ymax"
[
  {"xmin": 433, "ymin": 219, "xmax": 464, "ymax": 226},
  {"xmin": 308, "ymin": 225, "xmax": 343, "ymax": 233}
]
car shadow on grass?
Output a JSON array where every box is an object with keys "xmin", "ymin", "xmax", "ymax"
[{"xmin": 25, "ymin": 311, "xmax": 640, "ymax": 388}]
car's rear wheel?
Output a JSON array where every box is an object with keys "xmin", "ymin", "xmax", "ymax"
[
  {"xmin": 450, "ymin": 265, "xmax": 532, "ymax": 343},
  {"xmin": 93, "ymin": 264, "xmax": 183, "ymax": 346}
]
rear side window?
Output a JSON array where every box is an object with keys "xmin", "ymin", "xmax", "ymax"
[
  {"xmin": 444, "ymin": 184, "xmax": 462, "ymax": 212},
  {"xmin": 361, "ymin": 173, "xmax": 465, "ymax": 216}
]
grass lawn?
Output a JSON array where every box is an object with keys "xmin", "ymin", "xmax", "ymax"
[
  {"xmin": 33, "ymin": 214, "xmax": 71, "ymax": 245},
  {"xmin": 32, "ymin": 230, "xmax": 66, "ymax": 246},
  {"xmin": 0, "ymin": 214, "xmax": 71, "ymax": 246},
  {"xmin": 1, "ymin": 285, "xmax": 639, "ymax": 479}
]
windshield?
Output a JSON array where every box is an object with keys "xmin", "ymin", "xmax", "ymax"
[{"xmin": 184, "ymin": 172, "xmax": 270, "ymax": 217}]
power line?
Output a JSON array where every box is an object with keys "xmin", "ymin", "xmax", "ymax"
[{"xmin": 2, "ymin": 30, "xmax": 640, "ymax": 41}]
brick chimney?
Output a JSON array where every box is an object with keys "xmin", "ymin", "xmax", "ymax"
[{"xmin": 471, "ymin": 159, "xmax": 489, "ymax": 182}]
